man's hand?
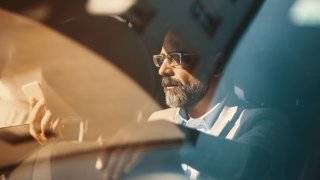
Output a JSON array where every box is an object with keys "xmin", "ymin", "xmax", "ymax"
[
  {"xmin": 95, "ymin": 122, "xmax": 185, "ymax": 179},
  {"xmin": 95, "ymin": 131, "xmax": 142, "ymax": 180},
  {"xmin": 28, "ymin": 97, "xmax": 61, "ymax": 144}
]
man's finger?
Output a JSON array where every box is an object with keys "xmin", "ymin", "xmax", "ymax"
[
  {"xmin": 104, "ymin": 149, "xmax": 120, "ymax": 179},
  {"xmin": 49, "ymin": 118, "xmax": 62, "ymax": 138},
  {"xmin": 29, "ymin": 124, "xmax": 46, "ymax": 144},
  {"xmin": 40, "ymin": 110, "xmax": 52, "ymax": 135},
  {"xmin": 96, "ymin": 136, "xmax": 108, "ymax": 171},
  {"xmin": 103, "ymin": 131, "xmax": 132, "ymax": 179},
  {"xmin": 51, "ymin": 118, "xmax": 61, "ymax": 131},
  {"xmin": 96, "ymin": 156, "xmax": 106, "ymax": 171},
  {"xmin": 28, "ymin": 98, "xmax": 47, "ymax": 143},
  {"xmin": 96, "ymin": 133, "xmax": 123, "ymax": 172},
  {"xmin": 29, "ymin": 98, "xmax": 45, "ymax": 126},
  {"xmin": 111, "ymin": 147, "xmax": 133, "ymax": 179},
  {"xmin": 124, "ymin": 147, "xmax": 142, "ymax": 173},
  {"xmin": 104, "ymin": 142, "xmax": 135, "ymax": 179}
]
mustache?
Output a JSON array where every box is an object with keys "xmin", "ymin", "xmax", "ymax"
[{"xmin": 162, "ymin": 77, "xmax": 183, "ymax": 87}]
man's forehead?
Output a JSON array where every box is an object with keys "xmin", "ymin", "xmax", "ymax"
[
  {"xmin": 160, "ymin": 48, "xmax": 167, "ymax": 54},
  {"xmin": 162, "ymin": 30, "xmax": 195, "ymax": 54}
]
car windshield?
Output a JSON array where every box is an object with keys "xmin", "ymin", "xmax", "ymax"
[{"xmin": 1, "ymin": 0, "xmax": 320, "ymax": 179}]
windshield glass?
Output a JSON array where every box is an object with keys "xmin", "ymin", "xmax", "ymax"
[{"xmin": 1, "ymin": 0, "xmax": 320, "ymax": 179}]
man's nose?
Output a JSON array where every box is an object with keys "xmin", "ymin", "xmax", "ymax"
[{"xmin": 158, "ymin": 60, "xmax": 174, "ymax": 76}]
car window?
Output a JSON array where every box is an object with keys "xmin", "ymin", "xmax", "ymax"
[{"xmin": 1, "ymin": 0, "xmax": 320, "ymax": 179}]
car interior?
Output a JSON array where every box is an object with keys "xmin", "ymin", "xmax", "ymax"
[{"xmin": 1, "ymin": 0, "xmax": 320, "ymax": 179}]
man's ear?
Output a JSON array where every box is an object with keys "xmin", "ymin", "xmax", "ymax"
[{"xmin": 213, "ymin": 53, "xmax": 227, "ymax": 76}]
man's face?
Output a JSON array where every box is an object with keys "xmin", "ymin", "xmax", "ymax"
[{"xmin": 158, "ymin": 48, "xmax": 208, "ymax": 108}]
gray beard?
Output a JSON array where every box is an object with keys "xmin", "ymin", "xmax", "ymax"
[{"xmin": 164, "ymin": 80, "xmax": 207, "ymax": 108}]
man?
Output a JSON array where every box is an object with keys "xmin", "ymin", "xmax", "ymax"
[
  {"xmin": 149, "ymin": 29, "xmax": 227, "ymax": 134},
  {"xmin": 148, "ymin": 29, "xmax": 291, "ymax": 179}
]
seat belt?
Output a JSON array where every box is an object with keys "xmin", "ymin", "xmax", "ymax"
[{"xmin": 218, "ymin": 105, "xmax": 245, "ymax": 138}]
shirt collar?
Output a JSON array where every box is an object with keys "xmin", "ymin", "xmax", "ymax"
[{"xmin": 176, "ymin": 99, "xmax": 226, "ymax": 132}]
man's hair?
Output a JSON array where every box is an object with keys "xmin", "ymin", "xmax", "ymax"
[
  {"xmin": 163, "ymin": 29, "xmax": 226, "ymax": 75},
  {"xmin": 163, "ymin": 29, "xmax": 195, "ymax": 54}
]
